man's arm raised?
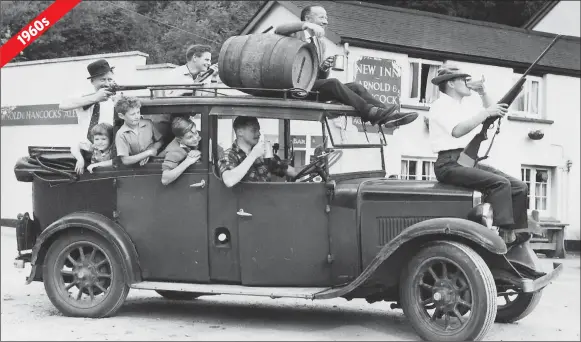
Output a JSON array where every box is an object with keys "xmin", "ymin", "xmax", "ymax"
[
  {"xmin": 60, "ymin": 88, "xmax": 113, "ymax": 111},
  {"xmin": 221, "ymin": 142, "xmax": 265, "ymax": 188},
  {"xmin": 275, "ymin": 22, "xmax": 325, "ymax": 37}
]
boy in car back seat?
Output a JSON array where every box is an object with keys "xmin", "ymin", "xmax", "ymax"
[
  {"xmin": 160, "ymin": 116, "xmax": 202, "ymax": 185},
  {"xmin": 114, "ymin": 96, "xmax": 163, "ymax": 166}
]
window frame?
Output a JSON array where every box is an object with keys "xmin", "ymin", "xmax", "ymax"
[
  {"xmin": 521, "ymin": 165, "xmax": 552, "ymax": 216},
  {"xmin": 509, "ymin": 74, "xmax": 544, "ymax": 119},
  {"xmin": 400, "ymin": 157, "xmax": 437, "ymax": 180},
  {"xmin": 403, "ymin": 58, "xmax": 443, "ymax": 106}
]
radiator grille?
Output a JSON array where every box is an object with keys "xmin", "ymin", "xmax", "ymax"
[{"xmin": 377, "ymin": 216, "xmax": 438, "ymax": 245}]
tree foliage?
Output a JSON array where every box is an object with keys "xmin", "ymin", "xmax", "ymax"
[
  {"xmin": 0, "ymin": 0, "xmax": 549, "ymax": 64},
  {"xmin": 366, "ymin": 0, "xmax": 548, "ymax": 27},
  {"xmin": 0, "ymin": 0, "xmax": 264, "ymax": 64}
]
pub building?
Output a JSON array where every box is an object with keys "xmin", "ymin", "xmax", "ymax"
[{"xmin": 1, "ymin": 1, "xmax": 579, "ymax": 248}]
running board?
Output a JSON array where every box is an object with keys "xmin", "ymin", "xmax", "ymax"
[{"xmin": 130, "ymin": 282, "xmax": 332, "ymax": 299}]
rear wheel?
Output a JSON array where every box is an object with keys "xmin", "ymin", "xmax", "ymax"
[
  {"xmin": 494, "ymin": 270, "xmax": 543, "ymax": 323},
  {"xmin": 400, "ymin": 241, "xmax": 497, "ymax": 341},
  {"xmin": 155, "ymin": 290, "xmax": 202, "ymax": 300},
  {"xmin": 43, "ymin": 230, "xmax": 129, "ymax": 317}
]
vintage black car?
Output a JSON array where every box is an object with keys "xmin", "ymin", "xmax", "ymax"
[{"xmin": 9, "ymin": 89, "xmax": 563, "ymax": 341}]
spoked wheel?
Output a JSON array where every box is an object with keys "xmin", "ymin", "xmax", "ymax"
[
  {"xmin": 494, "ymin": 270, "xmax": 543, "ymax": 323},
  {"xmin": 400, "ymin": 241, "xmax": 497, "ymax": 341},
  {"xmin": 43, "ymin": 231, "xmax": 129, "ymax": 317},
  {"xmin": 155, "ymin": 290, "xmax": 203, "ymax": 300}
]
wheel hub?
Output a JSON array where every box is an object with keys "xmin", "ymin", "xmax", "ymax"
[
  {"xmin": 432, "ymin": 280, "xmax": 458, "ymax": 309},
  {"xmin": 74, "ymin": 264, "xmax": 98, "ymax": 286}
]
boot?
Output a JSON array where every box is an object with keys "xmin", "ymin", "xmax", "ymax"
[
  {"xmin": 383, "ymin": 112, "xmax": 419, "ymax": 128},
  {"xmin": 367, "ymin": 106, "xmax": 397, "ymax": 125}
]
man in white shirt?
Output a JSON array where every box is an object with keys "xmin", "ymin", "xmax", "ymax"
[
  {"xmin": 275, "ymin": 5, "xmax": 418, "ymax": 129},
  {"xmin": 429, "ymin": 65, "xmax": 539, "ymax": 247},
  {"xmin": 60, "ymin": 59, "xmax": 118, "ymax": 174},
  {"xmin": 154, "ymin": 45, "xmax": 217, "ymax": 149}
]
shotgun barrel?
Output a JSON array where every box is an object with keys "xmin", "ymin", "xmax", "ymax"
[{"xmin": 457, "ymin": 34, "xmax": 561, "ymax": 168}]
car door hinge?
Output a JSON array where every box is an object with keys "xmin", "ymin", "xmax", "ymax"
[
  {"xmin": 113, "ymin": 178, "xmax": 118, "ymax": 188},
  {"xmin": 325, "ymin": 204, "xmax": 331, "ymax": 213},
  {"xmin": 113, "ymin": 210, "xmax": 120, "ymax": 220}
]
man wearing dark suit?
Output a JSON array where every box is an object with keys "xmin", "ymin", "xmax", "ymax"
[{"xmin": 275, "ymin": 5, "xmax": 418, "ymax": 128}]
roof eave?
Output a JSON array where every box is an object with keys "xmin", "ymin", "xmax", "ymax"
[
  {"xmin": 343, "ymin": 37, "xmax": 581, "ymax": 78},
  {"xmin": 241, "ymin": 1, "xmax": 342, "ymax": 44},
  {"xmin": 522, "ymin": 0, "xmax": 561, "ymax": 30},
  {"xmin": 240, "ymin": 1, "xmax": 277, "ymax": 35}
]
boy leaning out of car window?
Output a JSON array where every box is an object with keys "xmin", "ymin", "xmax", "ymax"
[
  {"xmin": 114, "ymin": 96, "xmax": 164, "ymax": 166},
  {"xmin": 160, "ymin": 116, "xmax": 202, "ymax": 185}
]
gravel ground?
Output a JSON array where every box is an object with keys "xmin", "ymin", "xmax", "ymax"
[{"xmin": 1, "ymin": 226, "xmax": 579, "ymax": 341}]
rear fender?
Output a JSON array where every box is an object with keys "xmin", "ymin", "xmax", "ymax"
[
  {"xmin": 314, "ymin": 217, "xmax": 506, "ymax": 299},
  {"xmin": 27, "ymin": 211, "xmax": 141, "ymax": 284}
]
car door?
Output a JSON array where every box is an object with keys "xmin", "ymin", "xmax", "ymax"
[
  {"xmin": 116, "ymin": 165, "xmax": 209, "ymax": 283},
  {"xmin": 234, "ymin": 182, "xmax": 333, "ymax": 287}
]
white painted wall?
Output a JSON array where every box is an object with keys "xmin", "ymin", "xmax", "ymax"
[
  {"xmin": 532, "ymin": 1, "xmax": 581, "ymax": 37},
  {"xmin": 249, "ymin": 2, "xmax": 581, "ymax": 239}
]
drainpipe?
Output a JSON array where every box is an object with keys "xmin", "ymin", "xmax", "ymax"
[{"xmin": 551, "ymin": 143, "xmax": 569, "ymax": 223}]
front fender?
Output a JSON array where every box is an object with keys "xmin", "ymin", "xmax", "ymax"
[
  {"xmin": 27, "ymin": 211, "xmax": 141, "ymax": 284},
  {"xmin": 314, "ymin": 217, "xmax": 505, "ymax": 299}
]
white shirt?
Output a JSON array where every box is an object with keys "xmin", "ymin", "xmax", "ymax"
[
  {"xmin": 428, "ymin": 93, "xmax": 483, "ymax": 153},
  {"xmin": 164, "ymin": 64, "xmax": 213, "ymax": 97},
  {"xmin": 73, "ymin": 97, "xmax": 116, "ymax": 150}
]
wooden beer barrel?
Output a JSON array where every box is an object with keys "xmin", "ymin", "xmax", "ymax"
[{"xmin": 218, "ymin": 34, "xmax": 319, "ymax": 97}]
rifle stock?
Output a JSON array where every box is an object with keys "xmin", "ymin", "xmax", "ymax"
[{"xmin": 457, "ymin": 34, "xmax": 561, "ymax": 167}]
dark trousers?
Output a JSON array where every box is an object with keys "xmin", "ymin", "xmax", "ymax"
[
  {"xmin": 308, "ymin": 79, "xmax": 386, "ymax": 121},
  {"xmin": 435, "ymin": 149, "xmax": 529, "ymax": 229}
]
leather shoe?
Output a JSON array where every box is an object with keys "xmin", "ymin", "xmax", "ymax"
[
  {"xmin": 367, "ymin": 106, "xmax": 397, "ymax": 125},
  {"xmin": 506, "ymin": 232, "xmax": 533, "ymax": 248},
  {"xmin": 383, "ymin": 112, "xmax": 419, "ymax": 128}
]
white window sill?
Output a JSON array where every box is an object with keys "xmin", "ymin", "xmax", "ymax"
[{"xmin": 507, "ymin": 115, "xmax": 554, "ymax": 125}]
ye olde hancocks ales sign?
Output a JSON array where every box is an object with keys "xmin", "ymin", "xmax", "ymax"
[
  {"xmin": 1, "ymin": 104, "xmax": 78, "ymax": 126},
  {"xmin": 352, "ymin": 56, "xmax": 402, "ymax": 133}
]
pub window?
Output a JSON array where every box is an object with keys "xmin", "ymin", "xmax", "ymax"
[
  {"xmin": 521, "ymin": 166, "xmax": 553, "ymax": 215},
  {"xmin": 400, "ymin": 158, "xmax": 436, "ymax": 180},
  {"xmin": 407, "ymin": 58, "xmax": 443, "ymax": 105},
  {"xmin": 510, "ymin": 75, "xmax": 544, "ymax": 118}
]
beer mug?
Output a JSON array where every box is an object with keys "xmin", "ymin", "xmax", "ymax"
[
  {"xmin": 263, "ymin": 140, "xmax": 273, "ymax": 159},
  {"xmin": 466, "ymin": 75, "xmax": 485, "ymax": 91},
  {"xmin": 332, "ymin": 54, "xmax": 345, "ymax": 71}
]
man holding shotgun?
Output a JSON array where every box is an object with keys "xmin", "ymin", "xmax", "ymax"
[{"xmin": 428, "ymin": 66, "xmax": 539, "ymax": 247}]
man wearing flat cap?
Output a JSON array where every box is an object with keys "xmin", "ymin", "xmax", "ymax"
[
  {"xmin": 60, "ymin": 59, "xmax": 119, "ymax": 174},
  {"xmin": 428, "ymin": 65, "xmax": 540, "ymax": 247}
]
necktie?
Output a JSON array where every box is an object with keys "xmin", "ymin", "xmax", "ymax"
[{"xmin": 87, "ymin": 102, "xmax": 100, "ymax": 141}]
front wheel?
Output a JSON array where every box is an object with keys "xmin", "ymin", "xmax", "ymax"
[
  {"xmin": 400, "ymin": 241, "xmax": 497, "ymax": 341},
  {"xmin": 494, "ymin": 270, "xmax": 543, "ymax": 323},
  {"xmin": 43, "ymin": 230, "xmax": 129, "ymax": 317}
]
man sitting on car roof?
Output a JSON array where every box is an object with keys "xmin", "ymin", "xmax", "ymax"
[{"xmin": 218, "ymin": 116, "xmax": 304, "ymax": 187}]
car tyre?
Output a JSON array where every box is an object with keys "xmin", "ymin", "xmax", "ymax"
[
  {"xmin": 494, "ymin": 270, "xmax": 543, "ymax": 323},
  {"xmin": 43, "ymin": 230, "xmax": 129, "ymax": 318},
  {"xmin": 400, "ymin": 241, "xmax": 497, "ymax": 341},
  {"xmin": 155, "ymin": 290, "xmax": 203, "ymax": 300}
]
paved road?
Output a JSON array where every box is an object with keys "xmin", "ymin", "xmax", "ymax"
[{"xmin": 1, "ymin": 226, "xmax": 579, "ymax": 341}]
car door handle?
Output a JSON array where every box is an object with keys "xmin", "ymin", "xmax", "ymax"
[
  {"xmin": 237, "ymin": 209, "xmax": 252, "ymax": 217},
  {"xmin": 189, "ymin": 179, "xmax": 206, "ymax": 188}
]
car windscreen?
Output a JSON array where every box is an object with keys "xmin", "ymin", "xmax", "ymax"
[{"xmin": 325, "ymin": 116, "xmax": 384, "ymax": 175}]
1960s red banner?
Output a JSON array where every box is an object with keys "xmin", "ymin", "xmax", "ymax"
[{"xmin": 0, "ymin": 0, "xmax": 82, "ymax": 68}]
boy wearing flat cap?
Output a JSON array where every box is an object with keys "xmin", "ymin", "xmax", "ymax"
[
  {"xmin": 428, "ymin": 65, "xmax": 540, "ymax": 247},
  {"xmin": 60, "ymin": 59, "xmax": 119, "ymax": 174}
]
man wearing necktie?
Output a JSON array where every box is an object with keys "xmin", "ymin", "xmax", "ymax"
[
  {"xmin": 60, "ymin": 59, "xmax": 118, "ymax": 174},
  {"xmin": 275, "ymin": 5, "xmax": 418, "ymax": 128}
]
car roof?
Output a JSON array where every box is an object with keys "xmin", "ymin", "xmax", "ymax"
[{"xmin": 139, "ymin": 96, "xmax": 358, "ymax": 121}]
